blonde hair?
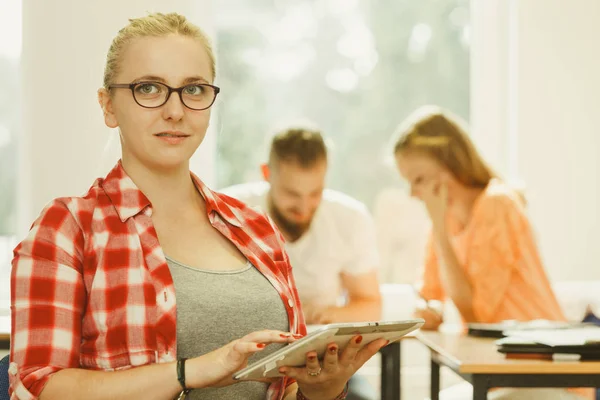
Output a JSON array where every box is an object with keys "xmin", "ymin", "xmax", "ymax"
[
  {"xmin": 393, "ymin": 105, "xmax": 496, "ymax": 189},
  {"xmin": 103, "ymin": 12, "xmax": 216, "ymax": 88}
]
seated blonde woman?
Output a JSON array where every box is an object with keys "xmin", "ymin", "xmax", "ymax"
[{"xmin": 392, "ymin": 105, "xmax": 592, "ymax": 400}]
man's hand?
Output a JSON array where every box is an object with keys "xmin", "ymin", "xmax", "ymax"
[{"xmin": 414, "ymin": 307, "xmax": 443, "ymax": 330}]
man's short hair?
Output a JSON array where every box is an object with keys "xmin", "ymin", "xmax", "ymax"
[{"xmin": 268, "ymin": 127, "xmax": 328, "ymax": 168}]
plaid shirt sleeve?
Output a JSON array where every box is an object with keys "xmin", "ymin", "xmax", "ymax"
[{"xmin": 10, "ymin": 199, "xmax": 86, "ymax": 399}]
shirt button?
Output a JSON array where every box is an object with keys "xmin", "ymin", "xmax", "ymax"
[{"xmin": 288, "ymin": 299, "xmax": 294, "ymax": 308}]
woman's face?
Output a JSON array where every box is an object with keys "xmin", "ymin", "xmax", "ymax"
[
  {"xmin": 395, "ymin": 151, "xmax": 454, "ymax": 201},
  {"xmin": 100, "ymin": 34, "xmax": 214, "ymax": 171}
]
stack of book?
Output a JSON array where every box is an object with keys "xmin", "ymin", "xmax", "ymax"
[{"xmin": 496, "ymin": 326, "xmax": 600, "ymax": 360}]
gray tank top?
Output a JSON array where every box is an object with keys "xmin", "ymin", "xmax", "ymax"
[{"xmin": 166, "ymin": 257, "xmax": 289, "ymax": 400}]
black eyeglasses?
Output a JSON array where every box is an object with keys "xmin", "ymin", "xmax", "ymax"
[{"xmin": 108, "ymin": 81, "xmax": 220, "ymax": 110}]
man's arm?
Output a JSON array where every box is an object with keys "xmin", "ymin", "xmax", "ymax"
[
  {"xmin": 323, "ymin": 204, "xmax": 382, "ymax": 323},
  {"xmin": 306, "ymin": 270, "xmax": 382, "ymax": 324},
  {"xmin": 333, "ymin": 270, "xmax": 382, "ymax": 322}
]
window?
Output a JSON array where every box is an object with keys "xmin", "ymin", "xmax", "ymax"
[
  {"xmin": 0, "ymin": 0, "xmax": 22, "ymax": 305},
  {"xmin": 214, "ymin": 0, "xmax": 470, "ymax": 210}
]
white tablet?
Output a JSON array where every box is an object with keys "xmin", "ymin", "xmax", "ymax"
[{"xmin": 233, "ymin": 319, "xmax": 423, "ymax": 381}]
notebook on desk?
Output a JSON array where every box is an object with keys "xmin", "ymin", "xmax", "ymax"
[
  {"xmin": 496, "ymin": 326, "xmax": 600, "ymax": 360},
  {"xmin": 502, "ymin": 326, "xmax": 600, "ymax": 346},
  {"xmin": 467, "ymin": 320, "xmax": 583, "ymax": 338}
]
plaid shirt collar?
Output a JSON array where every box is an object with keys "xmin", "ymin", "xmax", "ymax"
[{"xmin": 102, "ymin": 161, "xmax": 242, "ymax": 227}]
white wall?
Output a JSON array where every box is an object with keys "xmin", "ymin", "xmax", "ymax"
[
  {"xmin": 516, "ymin": 0, "xmax": 600, "ymax": 281},
  {"xmin": 18, "ymin": 1, "xmax": 215, "ymax": 237},
  {"xmin": 472, "ymin": 0, "xmax": 600, "ymax": 281}
]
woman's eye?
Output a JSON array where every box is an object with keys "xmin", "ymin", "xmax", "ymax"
[
  {"xmin": 136, "ymin": 83, "xmax": 160, "ymax": 94},
  {"xmin": 184, "ymin": 85, "xmax": 204, "ymax": 96}
]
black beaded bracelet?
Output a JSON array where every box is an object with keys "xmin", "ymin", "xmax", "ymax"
[
  {"xmin": 296, "ymin": 383, "xmax": 348, "ymax": 400},
  {"xmin": 176, "ymin": 358, "xmax": 190, "ymax": 393}
]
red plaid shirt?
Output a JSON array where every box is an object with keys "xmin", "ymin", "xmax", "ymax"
[{"xmin": 10, "ymin": 162, "xmax": 306, "ymax": 400}]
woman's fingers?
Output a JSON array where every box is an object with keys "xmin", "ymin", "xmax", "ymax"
[
  {"xmin": 421, "ymin": 180, "xmax": 439, "ymax": 208},
  {"xmin": 231, "ymin": 340, "xmax": 268, "ymax": 355},
  {"xmin": 354, "ymin": 338, "xmax": 388, "ymax": 366},
  {"xmin": 279, "ymin": 337, "xmax": 387, "ymax": 388},
  {"xmin": 280, "ymin": 350, "xmax": 322, "ymax": 380},
  {"xmin": 339, "ymin": 334, "xmax": 363, "ymax": 364},
  {"xmin": 322, "ymin": 343, "xmax": 339, "ymax": 372},
  {"xmin": 229, "ymin": 329, "xmax": 303, "ymax": 361},
  {"xmin": 242, "ymin": 329, "xmax": 302, "ymax": 345},
  {"xmin": 439, "ymin": 181, "xmax": 448, "ymax": 203},
  {"xmin": 305, "ymin": 351, "xmax": 321, "ymax": 373}
]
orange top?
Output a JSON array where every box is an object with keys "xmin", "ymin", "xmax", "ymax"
[
  {"xmin": 419, "ymin": 179, "xmax": 565, "ymax": 323},
  {"xmin": 419, "ymin": 180, "xmax": 593, "ymax": 398}
]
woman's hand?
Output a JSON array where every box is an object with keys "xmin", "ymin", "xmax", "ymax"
[
  {"xmin": 421, "ymin": 178, "xmax": 449, "ymax": 236},
  {"xmin": 186, "ymin": 329, "xmax": 302, "ymax": 389},
  {"xmin": 279, "ymin": 335, "xmax": 389, "ymax": 400}
]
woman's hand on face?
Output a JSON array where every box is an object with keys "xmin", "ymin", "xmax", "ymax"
[
  {"xmin": 186, "ymin": 329, "xmax": 303, "ymax": 389},
  {"xmin": 279, "ymin": 335, "xmax": 389, "ymax": 400},
  {"xmin": 421, "ymin": 178, "xmax": 449, "ymax": 234}
]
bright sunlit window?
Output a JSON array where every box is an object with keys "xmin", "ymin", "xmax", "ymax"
[{"xmin": 214, "ymin": 0, "xmax": 470, "ymax": 210}]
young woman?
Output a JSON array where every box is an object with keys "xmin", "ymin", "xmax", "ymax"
[
  {"xmin": 9, "ymin": 13, "xmax": 387, "ymax": 400},
  {"xmin": 393, "ymin": 106, "xmax": 591, "ymax": 400}
]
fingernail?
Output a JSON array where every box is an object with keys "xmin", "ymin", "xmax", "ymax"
[
  {"xmin": 308, "ymin": 355, "xmax": 317, "ymax": 361},
  {"xmin": 279, "ymin": 367, "xmax": 286, "ymax": 374},
  {"xmin": 280, "ymin": 333, "xmax": 291, "ymax": 338},
  {"xmin": 355, "ymin": 335, "xmax": 363, "ymax": 344},
  {"xmin": 257, "ymin": 343, "xmax": 266, "ymax": 349},
  {"xmin": 328, "ymin": 345, "xmax": 337, "ymax": 353},
  {"xmin": 292, "ymin": 333, "xmax": 304, "ymax": 338},
  {"xmin": 385, "ymin": 340, "xmax": 390, "ymax": 345}
]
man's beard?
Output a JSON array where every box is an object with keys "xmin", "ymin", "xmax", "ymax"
[{"xmin": 268, "ymin": 198, "xmax": 312, "ymax": 242}]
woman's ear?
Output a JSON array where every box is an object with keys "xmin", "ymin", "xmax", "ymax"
[{"xmin": 98, "ymin": 88, "xmax": 119, "ymax": 129}]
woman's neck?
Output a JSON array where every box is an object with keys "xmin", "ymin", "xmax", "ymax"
[{"xmin": 121, "ymin": 158, "xmax": 201, "ymax": 212}]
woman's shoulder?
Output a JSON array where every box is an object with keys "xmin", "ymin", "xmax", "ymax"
[
  {"xmin": 32, "ymin": 178, "xmax": 110, "ymax": 231},
  {"xmin": 473, "ymin": 179, "xmax": 528, "ymax": 225},
  {"xmin": 479, "ymin": 179, "xmax": 525, "ymax": 209}
]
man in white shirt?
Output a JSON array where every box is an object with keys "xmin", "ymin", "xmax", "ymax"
[
  {"xmin": 221, "ymin": 127, "xmax": 382, "ymax": 326},
  {"xmin": 222, "ymin": 127, "xmax": 382, "ymax": 400}
]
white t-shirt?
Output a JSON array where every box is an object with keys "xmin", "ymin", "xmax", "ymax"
[{"xmin": 220, "ymin": 182, "xmax": 380, "ymax": 307}]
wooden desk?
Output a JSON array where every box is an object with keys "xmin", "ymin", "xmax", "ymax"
[{"xmin": 418, "ymin": 331, "xmax": 600, "ymax": 400}]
